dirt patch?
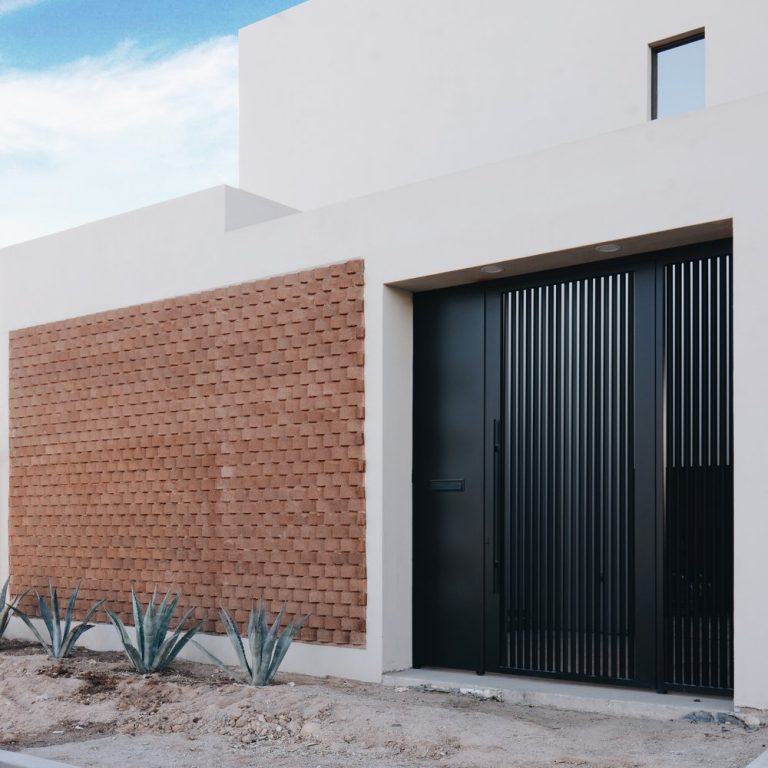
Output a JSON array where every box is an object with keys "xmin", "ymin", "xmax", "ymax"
[
  {"xmin": 75, "ymin": 670, "xmax": 120, "ymax": 700},
  {"xmin": 37, "ymin": 663, "xmax": 74, "ymax": 678},
  {"xmin": 6, "ymin": 721, "xmax": 115, "ymax": 751},
  {"xmin": 0, "ymin": 638, "xmax": 44, "ymax": 656},
  {"xmin": 34, "ymin": 660, "xmax": 120, "ymax": 702},
  {"xmin": 0, "ymin": 647, "xmax": 765, "ymax": 767}
]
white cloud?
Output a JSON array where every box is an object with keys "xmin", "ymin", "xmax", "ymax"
[
  {"xmin": 0, "ymin": 0, "xmax": 44, "ymax": 14},
  {"xmin": 0, "ymin": 36, "xmax": 239, "ymax": 247}
]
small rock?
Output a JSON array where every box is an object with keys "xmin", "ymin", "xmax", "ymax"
[
  {"xmin": 684, "ymin": 711, "xmax": 714, "ymax": 723},
  {"xmin": 715, "ymin": 712, "xmax": 743, "ymax": 726},
  {"xmin": 687, "ymin": 710, "xmax": 761, "ymax": 730}
]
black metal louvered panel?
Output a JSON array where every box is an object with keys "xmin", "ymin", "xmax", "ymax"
[
  {"xmin": 503, "ymin": 273, "xmax": 636, "ymax": 683},
  {"xmin": 664, "ymin": 253, "xmax": 733, "ymax": 692}
]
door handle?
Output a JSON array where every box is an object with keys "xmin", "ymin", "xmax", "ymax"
[{"xmin": 492, "ymin": 418, "xmax": 502, "ymax": 594}]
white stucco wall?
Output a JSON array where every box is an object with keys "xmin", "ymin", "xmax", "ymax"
[
  {"xmin": 2, "ymin": 92, "xmax": 768, "ymax": 705},
  {"xmin": 238, "ymin": 0, "xmax": 768, "ymax": 210}
]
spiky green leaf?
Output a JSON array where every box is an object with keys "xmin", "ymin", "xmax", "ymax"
[
  {"xmin": 49, "ymin": 582, "xmax": 61, "ymax": 656},
  {"xmin": 162, "ymin": 620, "xmax": 203, "ymax": 666},
  {"xmin": 11, "ymin": 604, "xmax": 51, "ymax": 653},
  {"xmin": 220, "ymin": 608, "xmax": 251, "ymax": 680},
  {"xmin": 255, "ymin": 599, "xmax": 268, "ymax": 676},
  {"xmin": 130, "ymin": 587, "xmax": 145, "ymax": 664},
  {"xmin": 154, "ymin": 617, "xmax": 203, "ymax": 671},
  {"xmin": 190, "ymin": 639, "xmax": 241, "ymax": 679},
  {"xmin": 0, "ymin": 582, "xmax": 30, "ymax": 640},
  {"xmin": 60, "ymin": 599, "xmax": 105, "ymax": 657},
  {"xmin": 0, "ymin": 578, "xmax": 10, "ymax": 638},
  {"xmin": 142, "ymin": 588, "xmax": 158, "ymax": 664},
  {"xmin": 255, "ymin": 605, "xmax": 285, "ymax": 685},
  {"xmin": 152, "ymin": 606, "xmax": 195, "ymax": 669},
  {"xmin": 35, "ymin": 591, "xmax": 57, "ymax": 656},
  {"xmin": 151, "ymin": 592, "xmax": 180, "ymax": 659},
  {"xmin": 63, "ymin": 583, "xmax": 81, "ymax": 645},
  {"xmin": 107, "ymin": 609, "xmax": 145, "ymax": 672},
  {"xmin": 266, "ymin": 615, "xmax": 308, "ymax": 684},
  {"xmin": 60, "ymin": 622, "xmax": 94, "ymax": 657}
]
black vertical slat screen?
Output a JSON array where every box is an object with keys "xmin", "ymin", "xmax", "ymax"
[
  {"xmin": 664, "ymin": 253, "xmax": 733, "ymax": 691},
  {"xmin": 503, "ymin": 273, "xmax": 635, "ymax": 682}
]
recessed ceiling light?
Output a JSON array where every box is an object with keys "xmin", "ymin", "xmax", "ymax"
[
  {"xmin": 596, "ymin": 243, "xmax": 621, "ymax": 253},
  {"xmin": 480, "ymin": 265, "xmax": 504, "ymax": 274}
]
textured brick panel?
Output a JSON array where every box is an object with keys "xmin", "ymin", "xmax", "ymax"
[{"xmin": 9, "ymin": 261, "xmax": 366, "ymax": 646}]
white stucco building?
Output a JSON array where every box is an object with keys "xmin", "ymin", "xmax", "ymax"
[{"xmin": 2, "ymin": 0, "xmax": 767, "ymax": 711}]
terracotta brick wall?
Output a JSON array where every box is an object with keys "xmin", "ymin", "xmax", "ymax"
[{"xmin": 9, "ymin": 261, "xmax": 366, "ymax": 646}]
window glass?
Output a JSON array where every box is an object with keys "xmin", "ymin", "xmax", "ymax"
[{"xmin": 653, "ymin": 35, "xmax": 705, "ymax": 119}]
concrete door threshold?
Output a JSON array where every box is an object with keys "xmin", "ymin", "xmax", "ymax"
[{"xmin": 382, "ymin": 667, "xmax": 735, "ymax": 722}]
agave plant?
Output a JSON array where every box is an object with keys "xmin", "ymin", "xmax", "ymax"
[
  {"xmin": 12, "ymin": 582, "xmax": 104, "ymax": 658},
  {"xmin": 0, "ymin": 577, "xmax": 28, "ymax": 641},
  {"xmin": 193, "ymin": 600, "xmax": 307, "ymax": 686},
  {"xmin": 106, "ymin": 587, "xmax": 202, "ymax": 674}
]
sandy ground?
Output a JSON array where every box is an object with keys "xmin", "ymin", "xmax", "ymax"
[{"xmin": 0, "ymin": 640, "xmax": 765, "ymax": 768}]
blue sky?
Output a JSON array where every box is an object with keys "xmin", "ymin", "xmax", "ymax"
[{"xmin": 0, "ymin": 0, "xmax": 305, "ymax": 246}]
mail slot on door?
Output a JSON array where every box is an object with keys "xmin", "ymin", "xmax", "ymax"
[{"xmin": 429, "ymin": 478, "xmax": 465, "ymax": 492}]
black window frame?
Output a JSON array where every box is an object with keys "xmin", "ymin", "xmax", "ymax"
[{"xmin": 651, "ymin": 30, "xmax": 705, "ymax": 120}]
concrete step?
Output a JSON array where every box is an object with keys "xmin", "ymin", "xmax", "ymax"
[{"xmin": 383, "ymin": 667, "xmax": 740, "ymax": 723}]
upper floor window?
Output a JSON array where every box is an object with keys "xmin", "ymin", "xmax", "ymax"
[{"xmin": 651, "ymin": 31, "xmax": 705, "ymax": 120}]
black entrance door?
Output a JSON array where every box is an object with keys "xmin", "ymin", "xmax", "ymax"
[
  {"xmin": 499, "ymin": 269, "xmax": 639, "ymax": 684},
  {"xmin": 413, "ymin": 240, "xmax": 733, "ymax": 693}
]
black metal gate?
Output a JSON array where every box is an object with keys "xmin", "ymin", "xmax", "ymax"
[
  {"xmin": 501, "ymin": 271, "xmax": 636, "ymax": 683},
  {"xmin": 663, "ymin": 253, "xmax": 733, "ymax": 692},
  {"xmin": 413, "ymin": 240, "xmax": 733, "ymax": 694}
]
